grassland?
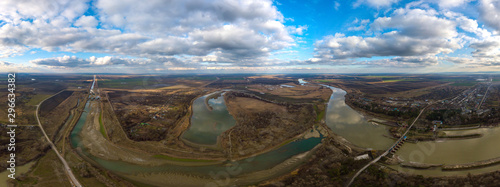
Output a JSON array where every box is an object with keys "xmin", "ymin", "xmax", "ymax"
[
  {"xmin": 98, "ymin": 111, "xmax": 108, "ymax": 139},
  {"xmin": 152, "ymin": 155, "xmax": 216, "ymax": 162},
  {"xmin": 22, "ymin": 151, "xmax": 72, "ymax": 186},
  {"xmin": 27, "ymin": 94, "xmax": 51, "ymax": 105},
  {"xmin": 450, "ymin": 82, "xmax": 477, "ymax": 87},
  {"xmin": 314, "ymin": 105, "xmax": 326, "ymax": 122}
]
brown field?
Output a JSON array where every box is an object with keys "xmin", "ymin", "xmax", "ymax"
[
  {"xmin": 221, "ymin": 91, "xmax": 317, "ymax": 158},
  {"xmin": 39, "ymin": 91, "xmax": 86, "ymax": 141},
  {"xmin": 313, "ymin": 77, "xmax": 450, "ymax": 98},
  {"xmin": 106, "ymin": 88, "xmax": 204, "ymax": 141},
  {"xmin": 247, "ymin": 83, "xmax": 332, "ymax": 101}
]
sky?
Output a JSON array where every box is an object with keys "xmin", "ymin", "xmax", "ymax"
[{"xmin": 0, "ymin": 0, "xmax": 500, "ymax": 74}]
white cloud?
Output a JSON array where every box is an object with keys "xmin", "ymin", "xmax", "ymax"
[
  {"xmin": 444, "ymin": 56, "xmax": 500, "ymax": 66},
  {"xmin": 455, "ymin": 16, "xmax": 491, "ymax": 38},
  {"xmin": 74, "ymin": 15, "xmax": 98, "ymax": 28},
  {"xmin": 30, "ymin": 55, "xmax": 90, "ymax": 67},
  {"xmin": 315, "ymin": 8, "xmax": 463, "ymax": 61},
  {"xmin": 30, "ymin": 55, "xmax": 154, "ymax": 67},
  {"xmin": 357, "ymin": 56, "xmax": 439, "ymax": 67},
  {"xmin": 334, "ymin": 1, "xmax": 341, "ymax": 10},
  {"xmin": 370, "ymin": 8, "xmax": 457, "ymax": 39},
  {"xmin": 438, "ymin": 0, "xmax": 472, "ymax": 8},
  {"xmin": 0, "ymin": 0, "xmax": 295, "ymax": 68},
  {"xmin": 479, "ymin": 0, "xmax": 500, "ymax": 32},
  {"xmin": 288, "ymin": 25, "xmax": 308, "ymax": 35},
  {"xmin": 348, "ymin": 18, "xmax": 370, "ymax": 31},
  {"xmin": 470, "ymin": 36, "xmax": 500, "ymax": 58}
]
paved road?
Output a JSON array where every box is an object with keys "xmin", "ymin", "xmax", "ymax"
[
  {"xmin": 346, "ymin": 105, "xmax": 428, "ymax": 187},
  {"xmin": 36, "ymin": 91, "xmax": 82, "ymax": 187},
  {"xmin": 477, "ymin": 83, "xmax": 491, "ymax": 109}
]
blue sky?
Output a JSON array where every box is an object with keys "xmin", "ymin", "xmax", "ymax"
[{"xmin": 1, "ymin": 0, "xmax": 500, "ymax": 74}]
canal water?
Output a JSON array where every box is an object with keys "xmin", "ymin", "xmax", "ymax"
[
  {"xmin": 181, "ymin": 92, "xmax": 236, "ymax": 145},
  {"xmin": 391, "ymin": 126, "xmax": 500, "ymax": 176}
]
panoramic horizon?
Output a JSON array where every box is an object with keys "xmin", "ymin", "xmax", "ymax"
[
  {"xmin": 2, "ymin": 1, "xmax": 500, "ymax": 186},
  {"xmin": 1, "ymin": 0, "xmax": 500, "ymax": 74}
]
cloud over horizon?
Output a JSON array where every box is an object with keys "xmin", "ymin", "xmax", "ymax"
[{"xmin": 0, "ymin": 0, "xmax": 500, "ymax": 73}]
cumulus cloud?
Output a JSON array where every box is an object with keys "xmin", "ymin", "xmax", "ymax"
[
  {"xmin": 30, "ymin": 56, "xmax": 91, "ymax": 67},
  {"xmin": 357, "ymin": 56, "xmax": 439, "ymax": 67},
  {"xmin": 348, "ymin": 18, "xmax": 370, "ymax": 31},
  {"xmin": 30, "ymin": 56, "xmax": 153, "ymax": 68},
  {"xmin": 74, "ymin": 15, "xmax": 98, "ymax": 28},
  {"xmin": 0, "ymin": 0, "xmax": 295, "ymax": 67},
  {"xmin": 470, "ymin": 37, "xmax": 500, "ymax": 57},
  {"xmin": 438, "ymin": 0, "xmax": 472, "ymax": 8},
  {"xmin": 0, "ymin": 0, "xmax": 88, "ymax": 24},
  {"xmin": 0, "ymin": 38, "xmax": 27, "ymax": 58},
  {"xmin": 314, "ymin": 8, "xmax": 463, "ymax": 65},
  {"xmin": 479, "ymin": 0, "xmax": 500, "ymax": 32},
  {"xmin": 0, "ymin": 61, "xmax": 12, "ymax": 66},
  {"xmin": 444, "ymin": 56, "xmax": 500, "ymax": 66},
  {"xmin": 288, "ymin": 25, "xmax": 308, "ymax": 35}
]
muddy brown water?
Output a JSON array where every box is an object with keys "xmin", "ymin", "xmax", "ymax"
[
  {"xmin": 69, "ymin": 81, "xmax": 500, "ymax": 185},
  {"xmin": 181, "ymin": 92, "xmax": 236, "ymax": 145}
]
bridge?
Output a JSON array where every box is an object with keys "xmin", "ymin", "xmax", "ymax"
[
  {"xmin": 88, "ymin": 75, "xmax": 100, "ymax": 100},
  {"xmin": 346, "ymin": 105, "xmax": 429, "ymax": 187}
]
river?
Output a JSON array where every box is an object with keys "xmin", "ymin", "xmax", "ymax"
[
  {"xmin": 69, "ymin": 81, "xmax": 500, "ymax": 185},
  {"xmin": 69, "ymin": 90, "xmax": 322, "ymax": 185},
  {"xmin": 323, "ymin": 86, "xmax": 394, "ymax": 150},
  {"xmin": 391, "ymin": 126, "xmax": 500, "ymax": 176},
  {"xmin": 181, "ymin": 92, "xmax": 236, "ymax": 145}
]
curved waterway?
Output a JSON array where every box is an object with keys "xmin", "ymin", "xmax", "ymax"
[
  {"xmin": 324, "ymin": 86, "xmax": 394, "ymax": 150},
  {"xmin": 69, "ymin": 83, "xmax": 500, "ymax": 184},
  {"xmin": 69, "ymin": 91, "xmax": 322, "ymax": 185},
  {"xmin": 181, "ymin": 92, "xmax": 236, "ymax": 145}
]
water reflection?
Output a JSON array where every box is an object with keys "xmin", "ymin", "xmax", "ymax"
[
  {"xmin": 325, "ymin": 86, "xmax": 394, "ymax": 150},
  {"xmin": 182, "ymin": 92, "xmax": 236, "ymax": 145}
]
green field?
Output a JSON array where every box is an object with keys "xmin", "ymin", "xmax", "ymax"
[
  {"xmin": 315, "ymin": 79, "xmax": 336, "ymax": 83},
  {"xmin": 314, "ymin": 105, "xmax": 325, "ymax": 122},
  {"xmin": 27, "ymin": 94, "xmax": 51, "ymax": 105},
  {"xmin": 152, "ymin": 155, "xmax": 216, "ymax": 162},
  {"xmin": 450, "ymin": 82, "xmax": 477, "ymax": 87},
  {"xmin": 99, "ymin": 111, "xmax": 108, "ymax": 139}
]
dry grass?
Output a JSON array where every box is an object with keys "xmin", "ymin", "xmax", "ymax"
[
  {"xmin": 159, "ymin": 84, "xmax": 191, "ymax": 89},
  {"xmin": 230, "ymin": 97, "xmax": 286, "ymax": 113},
  {"xmin": 247, "ymin": 83, "xmax": 331, "ymax": 100}
]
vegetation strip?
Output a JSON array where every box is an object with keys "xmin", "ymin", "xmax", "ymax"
[
  {"xmin": 442, "ymin": 157, "xmax": 500, "ymax": 171},
  {"xmin": 152, "ymin": 155, "xmax": 216, "ymax": 162}
]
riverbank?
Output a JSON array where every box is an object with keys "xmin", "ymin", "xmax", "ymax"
[{"xmin": 443, "ymin": 157, "xmax": 500, "ymax": 171}]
